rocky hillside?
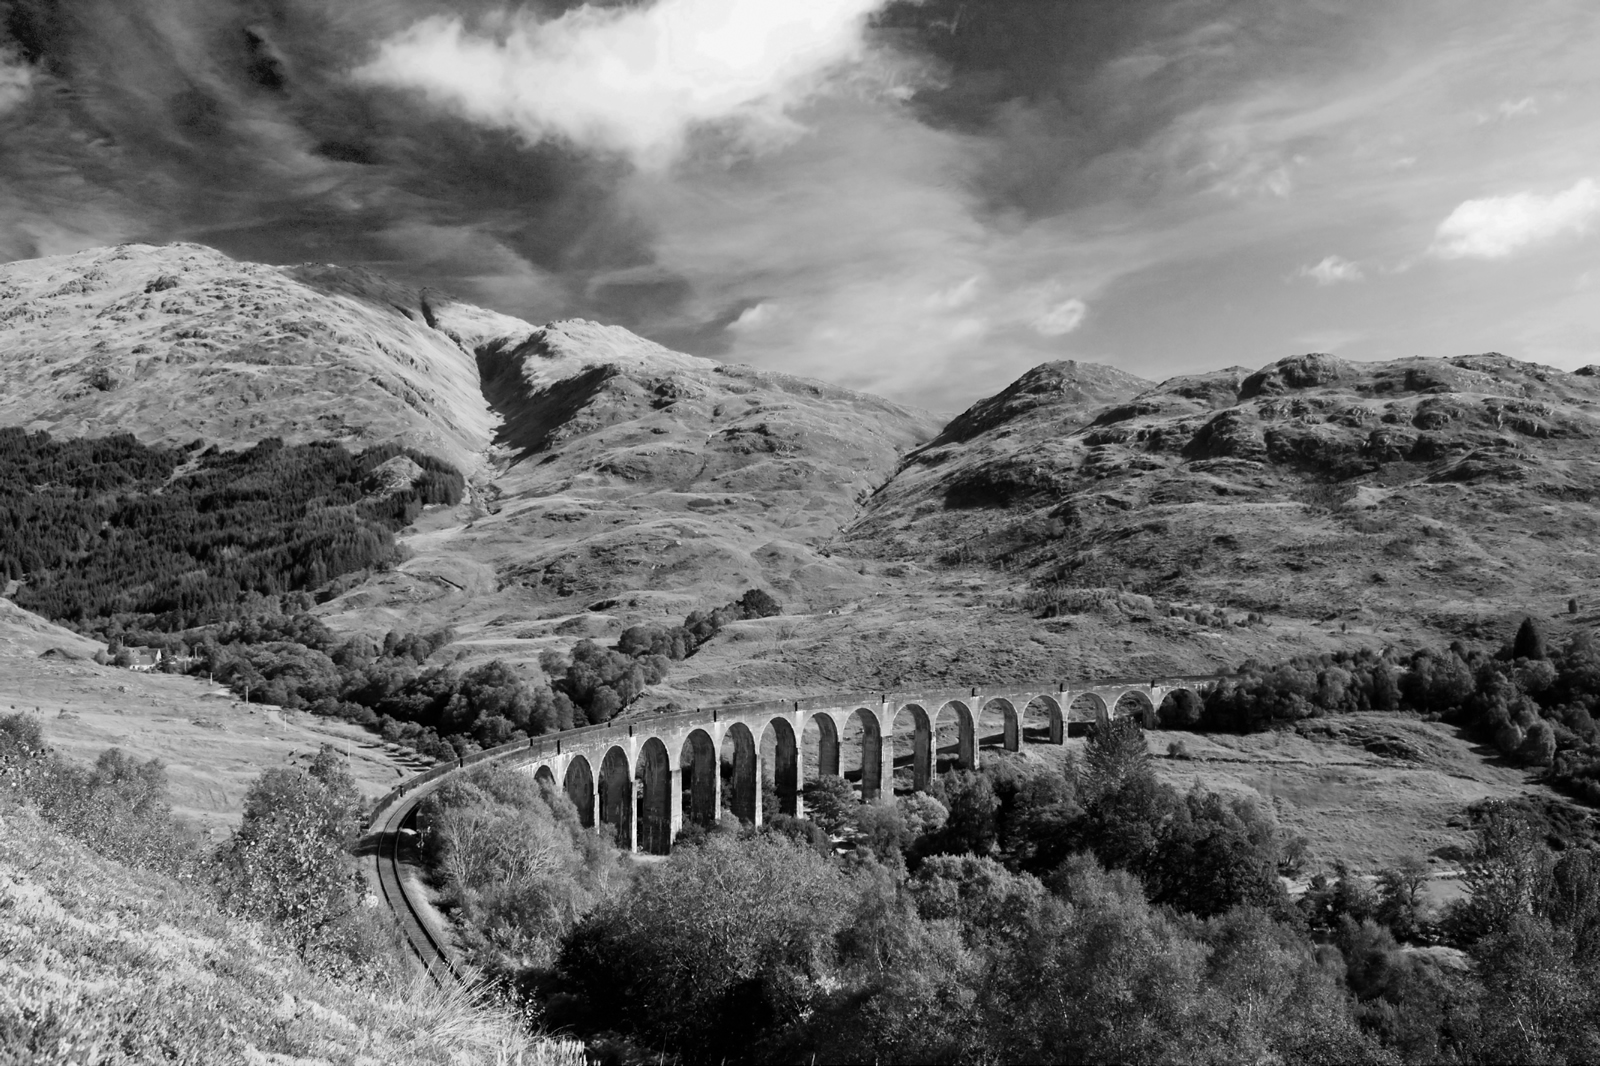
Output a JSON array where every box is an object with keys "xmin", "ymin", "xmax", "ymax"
[
  {"xmin": 0, "ymin": 243, "xmax": 514, "ymax": 472},
  {"xmin": 845, "ymin": 351, "xmax": 1600, "ymax": 645},
  {"xmin": 321, "ymin": 317, "xmax": 941, "ymax": 645},
  {"xmin": 5, "ymin": 241, "xmax": 1598, "ymax": 700},
  {"xmin": 0, "ymin": 243, "xmax": 944, "ymax": 683}
]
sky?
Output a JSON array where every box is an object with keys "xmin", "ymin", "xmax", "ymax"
[{"xmin": 2, "ymin": 0, "xmax": 1598, "ymax": 412}]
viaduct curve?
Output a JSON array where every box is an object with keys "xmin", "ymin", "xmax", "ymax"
[{"xmin": 370, "ymin": 675, "xmax": 1221, "ymax": 976}]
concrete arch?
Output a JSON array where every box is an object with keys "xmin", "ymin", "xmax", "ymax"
[
  {"xmin": 599, "ymin": 745, "xmax": 634, "ymax": 851},
  {"xmin": 933, "ymin": 699, "xmax": 977, "ymax": 772},
  {"xmin": 563, "ymin": 755, "xmax": 596, "ymax": 829},
  {"xmin": 1066, "ymin": 692, "xmax": 1106, "ymax": 739},
  {"xmin": 805, "ymin": 711, "xmax": 842, "ymax": 782},
  {"xmin": 1113, "ymin": 689, "xmax": 1157, "ymax": 726},
  {"xmin": 980, "ymin": 697, "xmax": 1020, "ymax": 752},
  {"xmin": 679, "ymin": 729, "xmax": 719, "ymax": 827},
  {"xmin": 891, "ymin": 702, "xmax": 934, "ymax": 791},
  {"xmin": 725, "ymin": 722, "xmax": 762, "ymax": 824},
  {"xmin": 635, "ymin": 738, "xmax": 673, "ymax": 855},
  {"xmin": 760, "ymin": 717, "xmax": 801, "ymax": 818},
  {"xmin": 850, "ymin": 707, "xmax": 888, "ymax": 800},
  {"xmin": 533, "ymin": 764, "xmax": 557, "ymax": 789},
  {"xmin": 1022, "ymin": 694, "xmax": 1064, "ymax": 744}
]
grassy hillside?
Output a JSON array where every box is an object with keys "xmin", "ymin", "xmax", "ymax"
[{"xmin": 0, "ymin": 800, "xmax": 583, "ymax": 1065}]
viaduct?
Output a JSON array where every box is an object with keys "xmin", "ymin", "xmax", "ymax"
[{"xmin": 371, "ymin": 676, "xmax": 1216, "ymax": 858}]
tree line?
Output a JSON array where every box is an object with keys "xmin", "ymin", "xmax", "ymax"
[
  {"xmin": 1191, "ymin": 617, "xmax": 1600, "ymax": 803},
  {"xmin": 412, "ymin": 715, "xmax": 1600, "ymax": 1064},
  {"xmin": 0, "ymin": 429, "xmax": 463, "ymax": 630},
  {"xmin": 111, "ymin": 587, "xmax": 782, "ymax": 763}
]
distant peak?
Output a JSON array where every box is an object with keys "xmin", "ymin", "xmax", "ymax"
[{"xmin": 510, "ymin": 319, "xmax": 715, "ymax": 379}]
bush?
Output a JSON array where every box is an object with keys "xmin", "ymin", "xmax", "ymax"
[{"xmin": 215, "ymin": 747, "xmax": 369, "ymax": 959}]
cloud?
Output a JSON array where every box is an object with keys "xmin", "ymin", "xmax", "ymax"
[
  {"xmin": 1431, "ymin": 178, "xmax": 1600, "ymax": 259},
  {"xmin": 1298, "ymin": 255, "xmax": 1364, "ymax": 285},
  {"xmin": 1498, "ymin": 96, "xmax": 1539, "ymax": 119},
  {"xmin": 1032, "ymin": 296, "xmax": 1088, "ymax": 337},
  {"xmin": 357, "ymin": 0, "xmax": 892, "ymax": 167},
  {"xmin": 0, "ymin": 48, "xmax": 32, "ymax": 114}
]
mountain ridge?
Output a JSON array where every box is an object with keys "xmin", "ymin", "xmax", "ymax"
[{"xmin": 4, "ymin": 241, "xmax": 1598, "ymax": 705}]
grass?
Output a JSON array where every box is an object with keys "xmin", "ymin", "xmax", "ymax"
[
  {"xmin": 0, "ymin": 796, "xmax": 585, "ymax": 1065},
  {"xmin": 0, "ymin": 650, "xmax": 413, "ymax": 833}
]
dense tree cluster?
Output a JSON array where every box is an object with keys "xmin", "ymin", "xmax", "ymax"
[
  {"xmin": 414, "ymin": 764, "xmax": 625, "ymax": 974},
  {"xmin": 1198, "ymin": 620, "xmax": 1600, "ymax": 803},
  {"xmin": 483, "ymin": 718, "xmax": 1600, "ymax": 1064},
  {"xmin": 616, "ymin": 588, "xmax": 783, "ymax": 661},
  {"xmin": 108, "ymin": 588, "xmax": 780, "ymax": 763},
  {"xmin": 0, "ymin": 429, "xmax": 463, "ymax": 630}
]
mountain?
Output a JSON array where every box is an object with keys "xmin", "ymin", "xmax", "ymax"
[
  {"xmin": 0, "ymin": 243, "xmax": 944, "ymax": 688},
  {"xmin": 0, "ymin": 243, "xmax": 512, "ymax": 471},
  {"xmin": 4, "ymin": 241, "xmax": 1597, "ymax": 705},
  {"xmin": 845, "ymin": 351, "xmax": 1600, "ymax": 645}
]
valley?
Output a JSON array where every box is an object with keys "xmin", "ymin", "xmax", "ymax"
[{"xmin": 6, "ymin": 241, "xmax": 1600, "ymax": 1063}]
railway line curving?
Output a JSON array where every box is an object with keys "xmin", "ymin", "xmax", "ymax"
[{"xmin": 366, "ymin": 674, "xmax": 1224, "ymax": 982}]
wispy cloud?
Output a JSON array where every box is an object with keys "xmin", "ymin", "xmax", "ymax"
[
  {"xmin": 1498, "ymin": 96, "xmax": 1539, "ymax": 119},
  {"xmin": 0, "ymin": 47, "xmax": 31, "ymax": 114},
  {"xmin": 1298, "ymin": 255, "xmax": 1365, "ymax": 285},
  {"xmin": 1030, "ymin": 294, "xmax": 1089, "ymax": 336},
  {"xmin": 357, "ymin": 0, "xmax": 892, "ymax": 168},
  {"xmin": 1430, "ymin": 178, "xmax": 1600, "ymax": 259}
]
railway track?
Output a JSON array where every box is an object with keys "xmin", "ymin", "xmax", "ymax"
[{"xmin": 373, "ymin": 787, "xmax": 461, "ymax": 984}]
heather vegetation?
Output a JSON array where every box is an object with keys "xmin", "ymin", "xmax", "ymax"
[
  {"xmin": 0, "ymin": 710, "xmax": 383, "ymax": 973},
  {"xmin": 0, "ymin": 714, "xmax": 580, "ymax": 1063},
  {"xmin": 1194, "ymin": 618, "xmax": 1600, "ymax": 805}
]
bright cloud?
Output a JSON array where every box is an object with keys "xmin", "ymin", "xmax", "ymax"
[
  {"xmin": 1298, "ymin": 255, "xmax": 1365, "ymax": 285},
  {"xmin": 357, "ymin": 0, "xmax": 890, "ymax": 167},
  {"xmin": 728, "ymin": 301, "xmax": 779, "ymax": 330},
  {"xmin": 1498, "ymin": 96, "xmax": 1539, "ymax": 119},
  {"xmin": 1431, "ymin": 178, "xmax": 1600, "ymax": 259},
  {"xmin": 1032, "ymin": 297, "xmax": 1088, "ymax": 337},
  {"xmin": 0, "ymin": 49, "xmax": 32, "ymax": 115}
]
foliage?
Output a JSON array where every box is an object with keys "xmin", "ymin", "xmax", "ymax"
[
  {"xmin": 0, "ymin": 712, "xmax": 204, "ymax": 878},
  {"xmin": 615, "ymin": 587, "xmax": 783, "ymax": 663},
  {"xmin": 0, "ymin": 775, "xmax": 578, "ymax": 1065},
  {"xmin": 215, "ymin": 745, "xmax": 373, "ymax": 961},
  {"xmin": 415, "ymin": 764, "xmax": 621, "ymax": 972},
  {"xmin": 556, "ymin": 833, "xmax": 856, "ymax": 1062},
  {"xmin": 0, "ymin": 430, "xmax": 462, "ymax": 630},
  {"xmin": 1201, "ymin": 626, "xmax": 1600, "ymax": 806}
]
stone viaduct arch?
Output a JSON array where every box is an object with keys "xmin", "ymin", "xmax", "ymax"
[{"xmin": 373, "ymin": 676, "xmax": 1220, "ymax": 858}]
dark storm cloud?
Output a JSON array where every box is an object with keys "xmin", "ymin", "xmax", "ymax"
[
  {"xmin": 3, "ymin": 0, "xmax": 1597, "ymax": 408},
  {"xmin": 0, "ymin": 0, "xmax": 656, "ymax": 318},
  {"xmin": 877, "ymin": 0, "xmax": 1373, "ymax": 216}
]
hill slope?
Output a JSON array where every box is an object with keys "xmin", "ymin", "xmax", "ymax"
[
  {"xmin": 845, "ymin": 351, "xmax": 1600, "ymax": 647},
  {"xmin": 0, "ymin": 243, "xmax": 517, "ymax": 472},
  {"xmin": 0, "ymin": 802, "xmax": 575, "ymax": 1063},
  {"xmin": 5, "ymin": 242, "xmax": 1599, "ymax": 702}
]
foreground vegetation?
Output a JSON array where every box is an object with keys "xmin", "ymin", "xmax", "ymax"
[
  {"xmin": 0, "ymin": 713, "xmax": 580, "ymax": 1064},
  {"xmin": 412, "ymin": 709, "xmax": 1600, "ymax": 1064}
]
